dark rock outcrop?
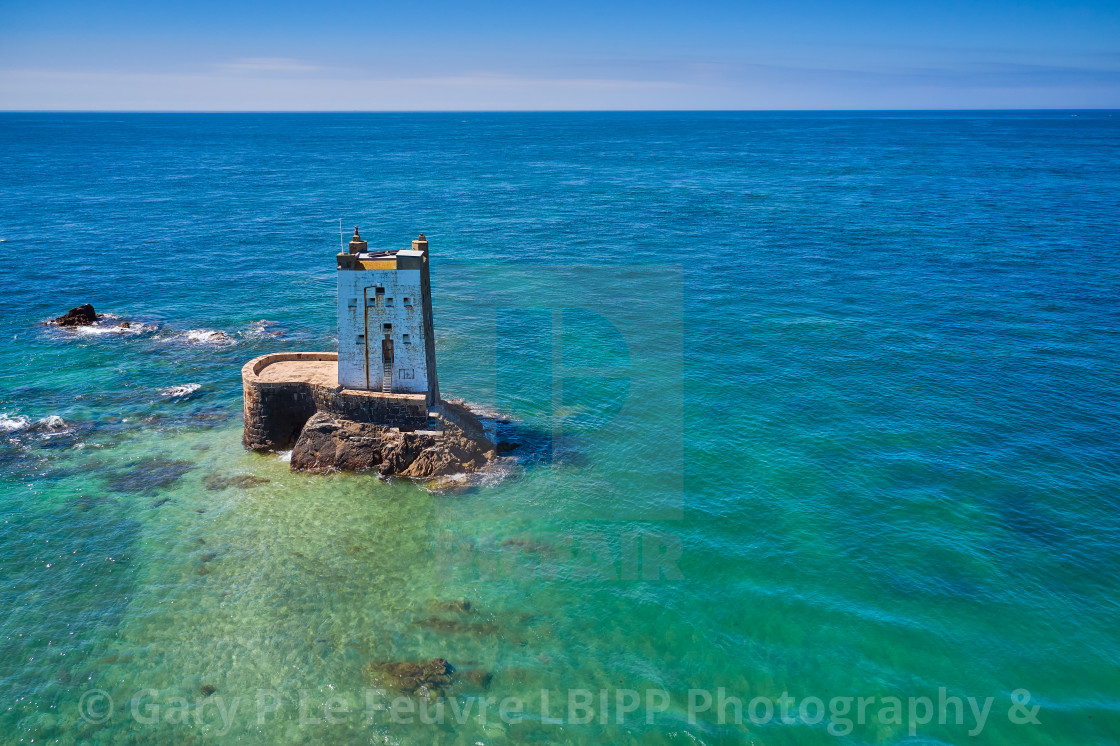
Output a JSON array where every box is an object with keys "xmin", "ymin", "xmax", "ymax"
[
  {"xmin": 289, "ymin": 411, "xmax": 493, "ymax": 478},
  {"xmin": 50, "ymin": 304, "xmax": 99, "ymax": 326},
  {"xmin": 366, "ymin": 658, "xmax": 454, "ymax": 696},
  {"xmin": 364, "ymin": 657, "xmax": 494, "ymax": 698}
]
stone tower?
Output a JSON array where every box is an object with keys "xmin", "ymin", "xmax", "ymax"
[{"xmin": 336, "ymin": 229, "xmax": 439, "ymax": 404}]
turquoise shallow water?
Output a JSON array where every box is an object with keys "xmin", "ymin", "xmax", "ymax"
[{"xmin": 1, "ymin": 111, "xmax": 1118, "ymax": 745}]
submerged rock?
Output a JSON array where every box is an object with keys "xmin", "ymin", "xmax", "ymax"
[
  {"xmin": 68, "ymin": 494, "xmax": 117, "ymax": 512},
  {"xmin": 366, "ymin": 658, "xmax": 455, "ymax": 696},
  {"xmin": 427, "ymin": 599, "xmax": 473, "ymax": 614},
  {"xmin": 289, "ymin": 412, "xmax": 493, "ymax": 478},
  {"xmin": 414, "ymin": 617, "xmax": 499, "ymax": 636},
  {"xmin": 501, "ymin": 538, "xmax": 553, "ymax": 553},
  {"xmin": 203, "ymin": 473, "xmax": 270, "ymax": 491},
  {"xmin": 103, "ymin": 455, "xmax": 193, "ymax": 495},
  {"xmin": 460, "ymin": 669, "xmax": 494, "ymax": 690},
  {"xmin": 423, "ymin": 475, "xmax": 472, "ymax": 494},
  {"xmin": 246, "ymin": 320, "xmax": 286, "ymax": 339},
  {"xmin": 50, "ymin": 304, "xmax": 99, "ymax": 326},
  {"xmin": 141, "ymin": 410, "xmax": 231, "ymax": 430}
]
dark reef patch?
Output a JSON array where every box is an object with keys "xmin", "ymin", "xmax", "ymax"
[
  {"xmin": 365, "ymin": 658, "xmax": 455, "ymax": 697},
  {"xmin": 203, "ymin": 473, "xmax": 270, "ymax": 491},
  {"xmin": 103, "ymin": 455, "xmax": 194, "ymax": 495},
  {"xmin": 414, "ymin": 617, "xmax": 499, "ymax": 636},
  {"xmin": 427, "ymin": 599, "xmax": 473, "ymax": 614}
]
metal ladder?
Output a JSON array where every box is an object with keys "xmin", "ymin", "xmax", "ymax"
[{"xmin": 382, "ymin": 361, "xmax": 392, "ymax": 393}]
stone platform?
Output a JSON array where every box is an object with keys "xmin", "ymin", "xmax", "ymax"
[
  {"xmin": 254, "ymin": 357, "xmax": 339, "ymax": 387},
  {"xmin": 242, "ymin": 352, "xmax": 430, "ymax": 451}
]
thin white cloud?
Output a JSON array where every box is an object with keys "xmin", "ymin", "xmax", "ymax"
[
  {"xmin": 381, "ymin": 73, "xmax": 684, "ymax": 90},
  {"xmin": 0, "ymin": 65, "xmax": 1117, "ymax": 110},
  {"xmin": 218, "ymin": 57, "xmax": 324, "ymax": 73},
  {"xmin": 0, "ymin": 69, "xmax": 692, "ymax": 110}
]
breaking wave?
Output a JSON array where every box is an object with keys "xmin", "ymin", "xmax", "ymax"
[
  {"xmin": 173, "ymin": 329, "xmax": 235, "ymax": 345},
  {"xmin": 242, "ymin": 320, "xmax": 287, "ymax": 339},
  {"xmin": 0, "ymin": 414, "xmax": 71, "ymax": 436},
  {"xmin": 457, "ymin": 401, "xmax": 512, "ymax": 422},
  {"xmin": 422, "ymin": 456, "xmax": 522, "ymax": 494},
  {"xmin": 159, "ymin": 383, "xmax": 202, "ymax": 398},
  {"xmin": 38, "ymin": 415, "xmax": 68, "ymax": 430},
  {"xmin": 0, "ymin": 414, "xmax": 31, "ymax": 433},
  {"xmin": 50, "ymin": 315, "xmax": 158, "ymax": 338}
]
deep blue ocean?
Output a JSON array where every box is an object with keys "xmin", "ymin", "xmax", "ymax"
[{"xmin": 1, "ymin": 111, "xmax": 1118, "ymax": 745}]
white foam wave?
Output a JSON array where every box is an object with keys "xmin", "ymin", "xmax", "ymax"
[
  {"xmin": 35, "ymin": 415, "xmax": 74, "ymax": 438},
  {"xmin": 37, "ymin": 415, "xmax": 68, "ymax": 430},
  {"xmin": 0, "ymin": 414, "xmax": 32, "ymax": 433},
  {"xmin": 476, "ymin": 456, "xmax": 521, "ymax": 488},
  {"xmin": 71, "ymin": 324, "xmax": 137, "ymax": 337},
  {"xmin": 176, "ymin": 329, "xmax": 235, "ymax": 345},
  {"xmin": 243, "ymin": 320, "xmax": 286, "ymax": 339},
  {"xmin": 61, "ymin": 316, "xmax": 157, "ymax": 337},
  {"xmin": 459, "ymin": 401, "xmax": 513, "ymax": 422},
  {"xmin": 423, "ymin": 454, "xmax": 521, "ymax": 493},
  {"xmin": 277, "ymin": 450, "xmax": 293, "ymax": 462},
  {"xmin": 1, "ymin": 413, "xmax": 71, "ymax": 436},
  {"xmin": 160, "ymin": 383, "xmax": 202, "ymax": 398}
]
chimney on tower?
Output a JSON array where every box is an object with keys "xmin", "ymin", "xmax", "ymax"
[{"xmin": 349, "ymin": 227, "xmax": 368, "ymax": 254}]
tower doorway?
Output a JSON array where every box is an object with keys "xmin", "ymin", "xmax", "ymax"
[{"xmin": 381, "ymin": 336, "xmax": 394, "ymax": 392}]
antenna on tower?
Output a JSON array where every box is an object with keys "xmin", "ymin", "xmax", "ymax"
[{"xmin": 339, "ymin": 218, "xmax": 343, "ymax": 254}]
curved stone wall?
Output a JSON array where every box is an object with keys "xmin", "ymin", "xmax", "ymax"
[
  {"xmin": 241, "ymin": 353, "xmax": 333, "ymax": 451},
  {"xmin": 242, "ymin": 352, "xmax": 430, "ymax": 452}
]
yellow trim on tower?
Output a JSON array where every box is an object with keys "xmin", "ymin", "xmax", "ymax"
[{"xmin": 357, "ymin": 260, "xmax": 397, "ymax": 270}]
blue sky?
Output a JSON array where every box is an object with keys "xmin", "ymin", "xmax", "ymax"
[{"xmin": 1, "ymin": 0, "xmax": 1117, "ymax": 110}]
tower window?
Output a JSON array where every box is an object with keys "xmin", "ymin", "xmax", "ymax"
[
  {"xmin": 356, "ymin": 334, "xmax": 365, "ymax": 344},
  {"xmin": 386, "ymin": 297, "xmax": 394, "ymax": 306},
  {"xmin": 403, "ymin": 297, "xmax": 410, "ymax": 305},
  {"xmin": 374, "ymin": 287, "xmax": 385, "ymax": 294},
  {"xmin": 402, "ymin": 334, "xmax": 411, "ymax": 344},
  {"xmin": 382, "ymin": 323, "xmax": 392, "ymax": 332}
]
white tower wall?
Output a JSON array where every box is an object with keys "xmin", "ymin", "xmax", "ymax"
[{"xmin": 337, "ymin": 267, "xmax": 429, "ymax": 393}]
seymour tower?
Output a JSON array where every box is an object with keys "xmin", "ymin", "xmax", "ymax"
[
  {"xmin": 335, "ymin": 229, "xmax": 439, "ymax": 404},
  {"xmin": 243, "ymin": 227, "xmax": 492, "ymax": 463},
  {"xmin": 243, "ymin": 227, "xmax": 491, "ymax": 464}
]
